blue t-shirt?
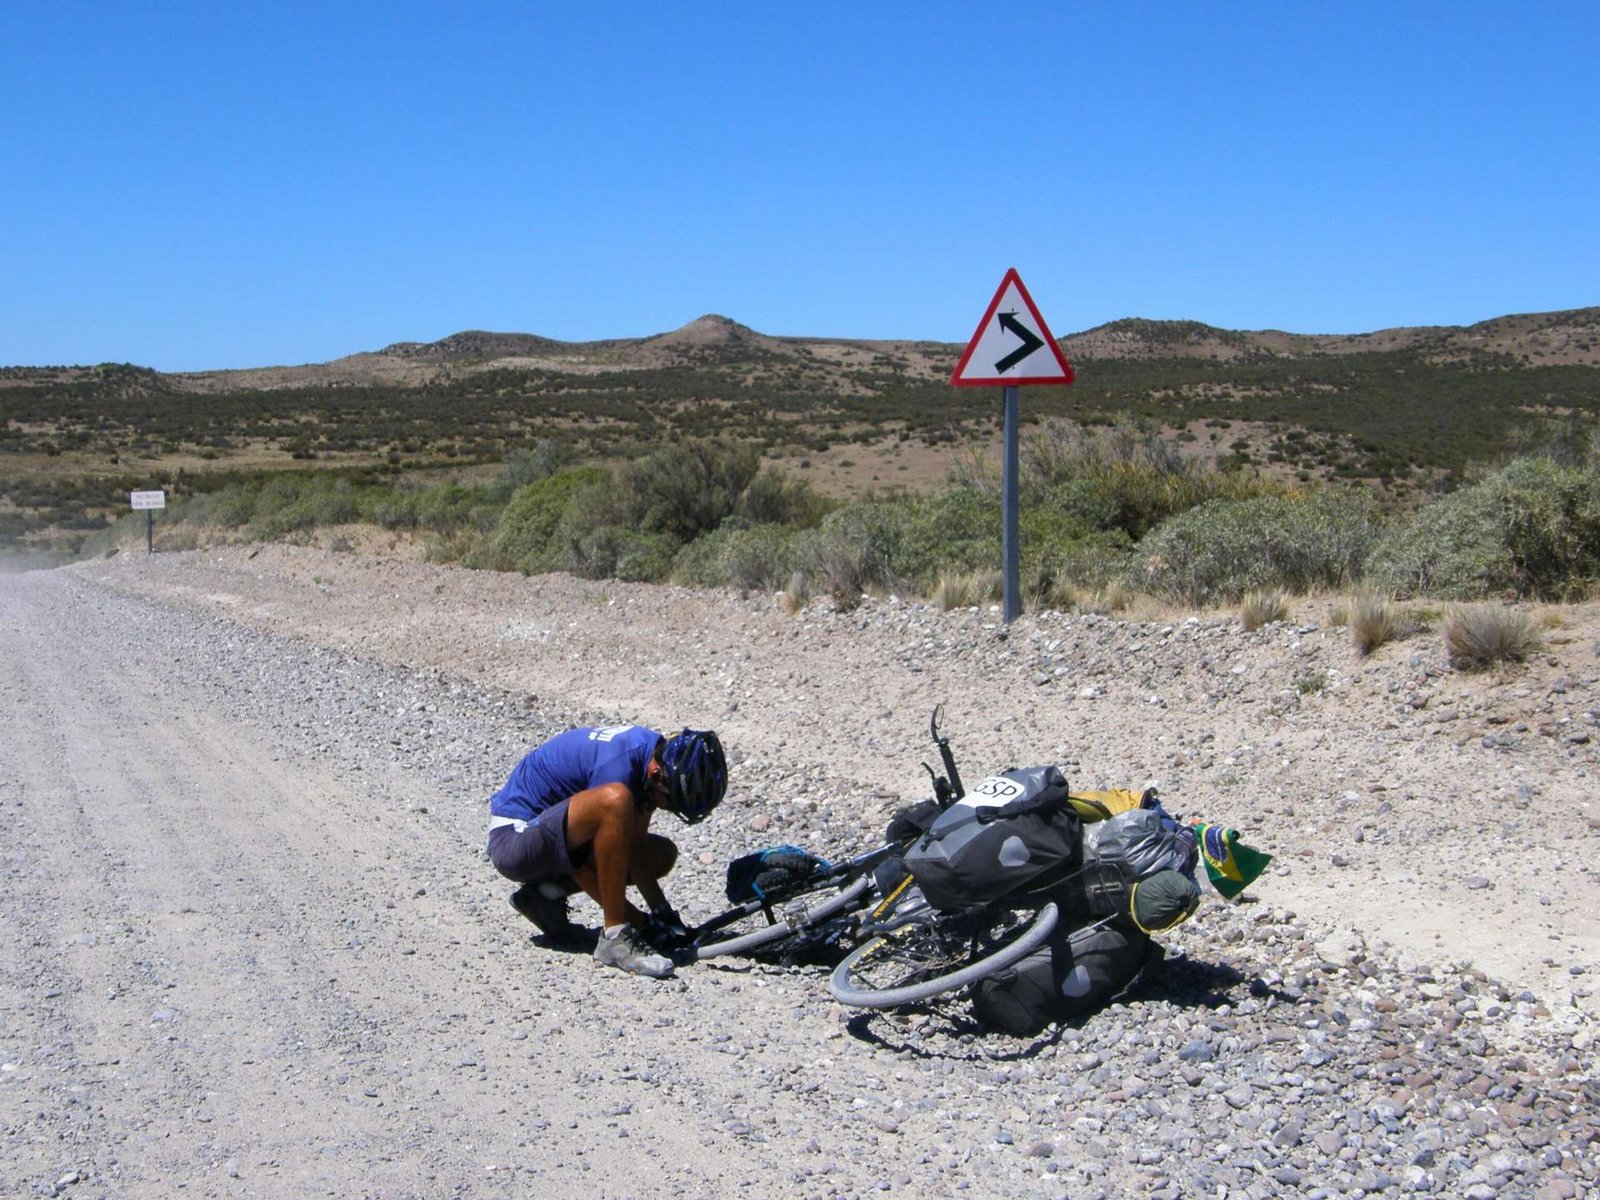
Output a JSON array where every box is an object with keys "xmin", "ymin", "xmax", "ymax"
[{"xmin": 488, "ymin": 725, "xmax": 662, "ymax": 822}]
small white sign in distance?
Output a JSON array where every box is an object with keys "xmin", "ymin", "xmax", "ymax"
[{"xmin": 130, "ymin": 490, "xmax": 166, "ymax": 510}]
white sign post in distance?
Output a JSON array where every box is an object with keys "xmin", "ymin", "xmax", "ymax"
[
  {"xmin": 129, "ymin": 490, "xmax": 166, "ymax": 554},
  {"xmin": 950, "ymin": 269, "xmax": 1075, "ymax": 622}
]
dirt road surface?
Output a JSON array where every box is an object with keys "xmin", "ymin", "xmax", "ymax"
[{"xmin": 3, "ymin": 547, "xmax": 1597, "ymax": 1198}]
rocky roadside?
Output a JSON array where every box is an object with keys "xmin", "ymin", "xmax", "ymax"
[{"xmin": 18, "ymin": 545, "xmax": 1596, "ymax": 1197}]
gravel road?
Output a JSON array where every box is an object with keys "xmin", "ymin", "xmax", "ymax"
[{"xmin": 3, "ymin": 547, "xmax": 1597, "ymax": 1198}]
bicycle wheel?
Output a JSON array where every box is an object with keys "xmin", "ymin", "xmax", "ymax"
[
  {"xmin": 694, "ymin": 874, "xmax": 873, "ymax": 960},
  {"xmin": 828, "ymin": 900, "xmax": 1059, "ymax": 1008}
]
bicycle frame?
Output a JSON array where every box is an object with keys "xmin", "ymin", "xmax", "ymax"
[
  {"xmin": 686, "ymin": 841, "xmax": 901, "ymax": 949},
  {"xmin": 688, "ymin": 707, "xmax": 966, "ymax": 959}
]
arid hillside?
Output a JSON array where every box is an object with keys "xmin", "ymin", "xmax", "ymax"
[{"xmin": 159, "ymin": 306, "xmax": 1600, "ymax": 392}]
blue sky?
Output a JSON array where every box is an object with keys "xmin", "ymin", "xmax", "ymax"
[{"xmin": 3, "ymin": 2, "xmax": 1596, "ymax": 371}]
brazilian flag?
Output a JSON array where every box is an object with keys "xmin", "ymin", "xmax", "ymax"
[{"xmin": 1192, "ymin": 823, "xmax": 1273, "ymax": 900}]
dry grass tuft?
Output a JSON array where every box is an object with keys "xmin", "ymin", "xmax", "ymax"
[
  {"xmin": 829, "ymin": 584, "xmax": 863, "ymax": 612},
  {"xmin": 1078, "ymin": 581, "xmax": 1134, "ymax": 615},
  {"xmin": 1443, "ymin": 605, "xmax": 1543, "ymax": 671},
  {"xmin": 1349, "ymin": 590, "xmax": 1414, "ymax": 655},
  {"xmin": 779, "ymin": 571, "xmax": 810, "ymax": 615},
  {"xmin": 1239, "ymin": 589, "xmax": 1289, "ymax": 631},
  {"xmin": 932, "ymin": 571, "xmax": 1002, "ymax": 612},
  {"xmin": 1028, "ymin": 580, "xmax": 1081, "ymax": 614}
]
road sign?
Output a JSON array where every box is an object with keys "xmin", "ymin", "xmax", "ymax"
[
  {"xmin": 130, "ymin": 490, "xmax": 166, "ymax": 510},
  {"xmin": 950, "ymin": 268, "xmax": 1074, "ymax": 387}
]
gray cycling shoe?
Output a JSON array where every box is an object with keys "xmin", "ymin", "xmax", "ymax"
[{"xmin": 594, "ymin": 925, "xmax": 675, "ymax": 978}]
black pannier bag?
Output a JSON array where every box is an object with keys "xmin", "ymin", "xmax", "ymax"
[
  {"xmin": 903, "ymin": 766, "xmax": 1082, "ymax": 912},
  {"xmin": 968, "ymin": 919, "xmax": 1162, "ymax": 1036}
]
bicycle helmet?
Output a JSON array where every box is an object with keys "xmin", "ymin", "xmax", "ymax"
[{"xmin": 657, "ymin": 728, "xmax": 727, "ymax": 825}]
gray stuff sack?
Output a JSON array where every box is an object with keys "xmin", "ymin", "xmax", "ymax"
[{"xmin": 1082, "ymin": 807, "xmax": 1197, "ymax": 880}]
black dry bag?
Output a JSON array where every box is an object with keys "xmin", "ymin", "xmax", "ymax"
[
  {"xmin": 969, "ymin": 919, "xmax": 1161, "ymax": 1036},
  {"xmin": 903, "ymin": 766, "xmax": 1082, "ymax": 912}
]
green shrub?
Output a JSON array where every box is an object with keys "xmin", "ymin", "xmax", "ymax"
[
  {"xmin": 184, "ymin": 485, "xmax": 258, "ymax": 528},
  {"xmin": 737, "ymin": 466, "xmax": 829, "ymax": 528},
  {"xmin": 248, "ymin": 475, "xmax": 306, "ymax": 532},
  {"xmin": 366, "ymin": 490, "xmax": 420, "ymax": 530},
  {"xmin": 1030, "ymin": 535, "xmax": 1138, "ymax": 594},
  {"xmin": 226, "ymin": 474, "xmax": 378, "ymax": 539},
  {"xmin": 1296, "ymin": 669, "xmax": 1329, "ymax": 694},
  {"xmin": 564, "ymin": 525, "xmax": 678, "ymax": 582},
  {"xmin": 671, "ymin": 522, "xmax": 799, "ymax": 590},
  {"xmin": 898, "ymin": 489, "xmax": 1000, "ymax": 582},
  {"xmin": 1034, "ymin": 477, "xmax": 1126, "ymax": 536},
  {"xmin": 250, "ymin": 475, "xmax": 323, "ymax": 538},
  {"xmin": 545, "ymin": 440, "xmax": 760, "ymax": 579},
  {"xmin": 412, "ymin": 484, "xmax": 487, "ymax": 533},
  {"xmin": 549, "ymin": 474, "xmax": 638, "ymax": 573},
  {"xmin": 487, "ymin": 441, "xmax": 562, "ymax": 501},
  {"xmin": 306, "ymin": 480, "xmax": 361, "ymax": 526},
  {"xmin": 1366, "ymin": 457, "xmax": 1600, "ymax": 599},
  {"xmin": 784, "ymin": 483, "xmax": 1144, "ymax": 604},
  {"xmin": 1018, "ymin": 418, "xmax": 1286, "ymax": 539},
  {"xmin": 623, "ymin": 438, "xmax": 761, "ymax": 542},
  {"xmin": 1135, "ymin": 487, "xmax": 1382, "ymax": 605},
  {"xmin": 791, "ymin": 502, "xmax": 910, "ymax": 599},
  {"xmin": 488, "ymin": 467, "xmax": 605, "ymax": 574}
]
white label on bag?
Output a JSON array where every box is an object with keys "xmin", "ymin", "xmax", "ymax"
[{"xmin": 964, "ymin": 775, "xmax": 1026, "ymax": 808}]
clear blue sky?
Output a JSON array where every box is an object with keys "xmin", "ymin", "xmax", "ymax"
[{"xmin": 3, "ymin": 2, "xmax": 1596, "ymax": 371}]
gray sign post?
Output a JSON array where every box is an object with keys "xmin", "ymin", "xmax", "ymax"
[
  {"xmin": 949, "ymin": 269, "xmax": 1075, "ymax": 623},
  {"xmin": 1002, "ymin": 385, "xmax": 1021, "ymax": 622}
]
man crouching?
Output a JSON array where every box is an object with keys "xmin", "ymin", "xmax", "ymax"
[{"xmin": 486, "ymin": 724, "xmax": 726, "ymax": 977}]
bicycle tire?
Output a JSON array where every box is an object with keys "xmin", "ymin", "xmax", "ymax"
[
  {"xmin": 828, "ymin": 901, "xmax": 1059, "ymax": 1008},
  {"xmin": 695, "ymin": 874, "xmax": 873, "ymax": 960}
]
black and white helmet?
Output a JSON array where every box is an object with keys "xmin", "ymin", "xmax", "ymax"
[{"xmin": 658, "ymin": 729, "xmax": 727, "ymax": 824}]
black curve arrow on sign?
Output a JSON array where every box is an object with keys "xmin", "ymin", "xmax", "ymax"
[{"xmin": 994, "ymin": 310, "xmax": 1044, "ymax": 373}]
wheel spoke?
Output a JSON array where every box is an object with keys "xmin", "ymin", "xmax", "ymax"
[{"xmin": 829, "ymin": 902, "xmax": 1060, "ymax": 1009}]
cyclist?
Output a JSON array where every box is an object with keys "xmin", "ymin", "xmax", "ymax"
[{"xmin": 487, "ymin": 724, "xmax": 727, "ymax": 978}]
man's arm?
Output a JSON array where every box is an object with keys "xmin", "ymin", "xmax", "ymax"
[{"xmin": 628, "ymin": 806, "xmax": 671, "ymax": 915}]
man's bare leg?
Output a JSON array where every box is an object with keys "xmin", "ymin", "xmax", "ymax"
[
  {"xmin": 563, "ymin": 783, "xmax": 639, "ymax": 929},
  {"xmin": 567, "ymin": 832, "xmax": 677, "ymax": 926}
]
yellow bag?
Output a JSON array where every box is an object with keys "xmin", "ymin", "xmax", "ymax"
[{"xmin": 1066, "ymin": 787, "xmax": 1148, "ymax": 823}]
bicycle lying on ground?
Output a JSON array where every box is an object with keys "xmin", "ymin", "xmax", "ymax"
[
  {"xmin": 688, "ymin": 708, "xmax": 1190, "ymax": 1021},
  {"xmin": 827, "ymin": 868, "xmax": 1125, "ymax": 1009},
  {"xmin": 677, "ymin": 708, "xmax": 1255, "ymax": 1036},
  {"xmin": 686, "ymin": 706, "xmax": 967, "ymax": 962}
]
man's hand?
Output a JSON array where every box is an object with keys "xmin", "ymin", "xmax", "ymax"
[{"xmin": 641, "ymin": 906, "xmax": 692, "ymax": 953}]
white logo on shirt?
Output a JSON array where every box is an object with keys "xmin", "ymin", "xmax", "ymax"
[{"xmin": 588, "ymin": 725, "xmax": 636, "ymax": 743}]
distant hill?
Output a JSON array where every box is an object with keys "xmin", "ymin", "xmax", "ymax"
[
  {"xmin": 145, "ymin": 307, "xmax": 1600, "ymax": 394},
  {"xmin": 1061, "ymin": 310, "xmax": 1600, "ymax": 365},
  {"xmin": 5, "ymin": 306, "xmax": 1600, "ymax": 557}
]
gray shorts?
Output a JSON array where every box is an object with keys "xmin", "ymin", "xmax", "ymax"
[{"xmin": 487, "ymin": 800, "xmax": 579, "ymax": 884}]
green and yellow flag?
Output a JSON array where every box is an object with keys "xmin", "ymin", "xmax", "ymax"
[{"xmin": 1191, "ymin": 823, "xmax": 1273, "ymax": 900}]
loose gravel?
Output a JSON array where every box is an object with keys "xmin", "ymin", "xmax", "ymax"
[{"xmin": 0, "ymin": 546, "xmax": 1594, "ymax": 1198}]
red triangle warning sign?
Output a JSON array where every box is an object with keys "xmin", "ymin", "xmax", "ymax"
[{"xmin": 950, "ymin": 268, "xmax": 1074, "ymax": 387}]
